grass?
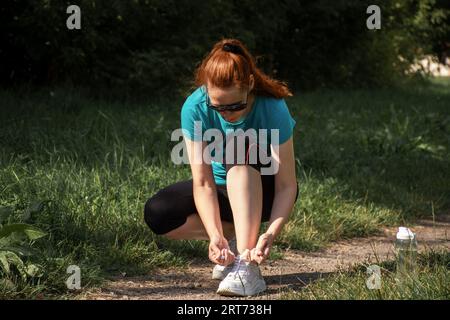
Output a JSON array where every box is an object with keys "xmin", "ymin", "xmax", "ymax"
[
  {"xmin": 283, "ymin": 249, "xmax": 450, "ymax": 300},
  {"xmin": 0, "ymin": 78, "xmax": 449, "ymax": 298}
]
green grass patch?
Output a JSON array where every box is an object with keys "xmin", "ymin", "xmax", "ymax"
[{"xmin": 283, "ymin": 249, "xmax": 450, "ymax": 300}]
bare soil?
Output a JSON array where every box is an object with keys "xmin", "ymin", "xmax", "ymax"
[{"xmin": 80, "ymin": 215, "xmax": 449, "ymax": 300}]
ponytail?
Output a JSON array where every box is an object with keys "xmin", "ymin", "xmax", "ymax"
[{"xmin": 194, "ymin": 38, "xmax": 293, "ymax": 98}]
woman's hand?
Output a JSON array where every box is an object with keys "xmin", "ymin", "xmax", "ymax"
[
  {"xmin": 209, "ymin": 235, "xmax": 235, "ymax": 266},
  {"xmin": 250, "ymin": 233, "xmax": 274, "ymax": 264}
]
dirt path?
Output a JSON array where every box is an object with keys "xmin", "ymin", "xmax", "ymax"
[{"xmin": 81, "ymin": 216, "xmax": 449, "ymax": 300}]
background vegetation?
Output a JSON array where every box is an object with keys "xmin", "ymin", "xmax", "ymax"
[
  {"xmin": 284, "ymin": 250, "xmax": 449, "ymax": 300},
  {"xmin": 0, "ymin": 1, "xmax": 449, "ymax": 299},
  {"xmin": 1, "ymin": 0, "xmax": 449, "ymax": 92}
]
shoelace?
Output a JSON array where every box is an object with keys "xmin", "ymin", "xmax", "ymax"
[
  {"xmin": 231, "ymin": 258, "xmax": 245, "ymax": 279},
  {"xmin": 227, "ymin": 257, "xmax": 247, "ymax": 295},
  {"xmin": 227, "ymin": 256, "xmax": 253, "ymax": 281}
]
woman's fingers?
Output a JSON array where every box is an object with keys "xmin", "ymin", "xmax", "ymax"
[
  {"xmin": 212, "ymin": 248, "xmax": 233, "ymax": 266},
  {"xmin": 255, "ymin": 235, "xmax": 269, "ymax": 255},
  {"xmin": 221, "ymin": 248, "xmax": 227, "ymax": 263},
  {"xmin": 209, "ymin": 243, "xmax": 223, "ymax": 264},
  {"xmin": 211, "ymin": 254, "xmax": 222, "ymax": 265},
  {"xmin": 208, "ymin": 238, "xmax": 236, "ymax": 265},
  {"xmin": 250, "ymin": 245, "xmax": 270, "ymax": 264},
  {"xmin": 253, "ymin": 233, "xmax": 274, "ymax": 264},
  {"xmin": 250, "ymin": 248, "xmax": 262, "ymax": 264},
  {"xmin": 226, "ymin": 250, "xmax": 235, "ymax": 265},
  {"xmin": 221, "ymin": 249, "xmax": 235, "ymax": 266}
]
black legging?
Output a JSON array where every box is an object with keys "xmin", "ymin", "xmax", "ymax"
[{"xmin": 144, "ymin": 136, "xmax": 299, "ymax": 235}]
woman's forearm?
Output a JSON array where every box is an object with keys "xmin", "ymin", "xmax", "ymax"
[
  {"xmin": 266, "ymin": 184, "xmax": 297, "ymax": 238},
  {"xmin": 193, "ymin": 183, "xmax": 223, "ymax": 239}
]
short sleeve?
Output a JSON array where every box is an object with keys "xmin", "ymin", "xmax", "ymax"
[
  {"xmin": 180, "ymin": 101, "xmax": 204, "ymax": 141},
  {"xmin": 270, "ymin": 99, "xmax": 296, "ymax": 145}
]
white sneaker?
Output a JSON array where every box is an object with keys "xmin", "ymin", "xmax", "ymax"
[
  {"xmin": 212, "ymin": 263, "xmax": 235, "ymax": 280},
  {"xmin": 216, "ymin": 254, "xmax": 266, "ymax": 297},
  {"xmin": 211, "ymin": 238, "xmax": 237, "ymax": 280}
]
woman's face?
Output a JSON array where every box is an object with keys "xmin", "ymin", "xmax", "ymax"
[{"xmin": 206, "ymin": 79, "xmax": 254, "ymax": 123}]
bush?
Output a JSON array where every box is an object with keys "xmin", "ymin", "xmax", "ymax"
[{"xmin": 1, "ymin": 0, "xmax": 448, "ymax": 91}]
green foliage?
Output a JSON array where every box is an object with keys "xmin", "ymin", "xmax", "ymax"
[
  {"xmin": 275, "ymin": 0, "xmax": 450, "ymax": 88},
  {"xmin": 283, "ymin": 250, "xmax": 450, "ymax": 300},
  {"xmin": 1, "ymin": 0, "xmax": 448, "ymax": 90},
  {"xmin": 0, "ymin": 204, "xmax": 47, "ymax": 281}
]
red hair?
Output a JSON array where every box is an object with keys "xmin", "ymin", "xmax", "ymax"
[{"xmin": 194, "ymin": 38, "xmax": 293, "ymax": 98}]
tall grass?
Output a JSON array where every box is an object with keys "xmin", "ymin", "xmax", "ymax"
[
  {"xmin": 283, "ymin": 250, "xmax": 450, "ymax": 300},
  {"xmin": 0, "ymin": 78, "xmax": 449, "ymax": 298}
]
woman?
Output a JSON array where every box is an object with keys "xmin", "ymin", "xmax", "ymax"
[{"xmin": 144, "ymin": 38, "xmax": 299, "ymax": 297}]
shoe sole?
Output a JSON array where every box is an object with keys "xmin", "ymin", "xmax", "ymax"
[{"xmin": 216, "ymin": 280, "xmax": 267, "ymax": 297}]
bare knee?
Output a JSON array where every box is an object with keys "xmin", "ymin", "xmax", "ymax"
[{"xmin": 226, "ymin": 164, "xmax": 260, "ymax": 179}]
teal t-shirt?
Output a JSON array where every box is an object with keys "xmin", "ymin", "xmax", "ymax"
[{"xmin": 181, "ymin": 85, "xmax": 296, "ymax": 185}]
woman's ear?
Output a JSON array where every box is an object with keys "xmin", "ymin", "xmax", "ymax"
[{"xmin": 249, "ymin": 74, "xmax": 255, "ymax": 91}]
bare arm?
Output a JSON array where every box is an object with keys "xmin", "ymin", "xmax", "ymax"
[
  {"xmin": 267, "ymin": 136, "xmax": 298, "ymax": 238},
  {"xmin": 184, "ymin": 137, "xmax": 223, "ymax": 239},
  {"xmin": 184, "ymin": 136, "xmax": 235, "ymax": 265}
]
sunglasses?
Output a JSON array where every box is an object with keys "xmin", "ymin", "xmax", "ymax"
[{"xmin": 206, "ymin": 90, "xmax": 249, "ymax": 112}]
